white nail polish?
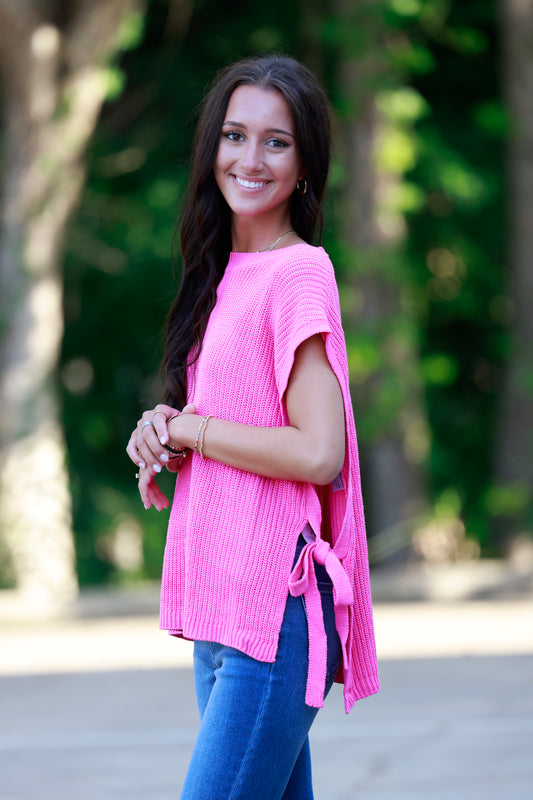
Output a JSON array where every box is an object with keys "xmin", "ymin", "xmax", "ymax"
[
  {"xmin": 153, "ymin": 463, "xmax": 162, "ymax": 473},
  {"xmin": 160, "ymin": 453, "xmax": 169, "ymax": 463}
]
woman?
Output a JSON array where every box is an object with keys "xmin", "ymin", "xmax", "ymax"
[{"xmin": 127, "ymin": 54, "xmax": 379, "ymax": 799}]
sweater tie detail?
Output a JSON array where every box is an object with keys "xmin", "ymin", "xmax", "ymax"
[{"xmin": 288, "ymin": 539, "xmax": 353, "ymax": 707}]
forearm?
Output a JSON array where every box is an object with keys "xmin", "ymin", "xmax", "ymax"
[{"xmin": 169, "ymin": 414, "xmax": 344, "ymax": 485}]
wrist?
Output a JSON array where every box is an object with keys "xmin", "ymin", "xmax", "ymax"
[{"xmin": 168, "ymin": 412, "xmax": 201, "ymax": 451}]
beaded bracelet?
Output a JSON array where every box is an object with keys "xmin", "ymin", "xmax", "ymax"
[
  {"xmin": 167, "ymin": 451, "xmax": 187, "ymax": 461},
  {"xmin": 163, "ymin": 442, "xmax": 188, "ymax": 456}
]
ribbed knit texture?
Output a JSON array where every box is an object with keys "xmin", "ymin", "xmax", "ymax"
[{"xmin": 159, "ymin": 243, "xmax": 380, "ymax": 713}]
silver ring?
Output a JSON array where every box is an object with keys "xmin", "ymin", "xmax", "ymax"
[
  {"xmin": 135, "ymin": 472, "xmax": 140, "ymax": 479},
  {"xmin": 141, "ymin": 420, "xmax": 153, "ymax": 430}
]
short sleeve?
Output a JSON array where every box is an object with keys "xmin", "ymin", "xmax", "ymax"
[{"xmin": 272, "ymin": 249, "xmax": 335, "ymax": 417}]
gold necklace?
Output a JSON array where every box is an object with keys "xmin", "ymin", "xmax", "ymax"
[{"xmin": 258, "ymin": 230, "xmax": 297, "ymax": 252}]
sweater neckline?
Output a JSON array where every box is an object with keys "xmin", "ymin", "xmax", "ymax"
[{"xmin": 228, "ymin": 243, "xmax": 322, "ymax": 259}]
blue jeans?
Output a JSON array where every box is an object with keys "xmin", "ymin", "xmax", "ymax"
[{"xmin": 179, "ymin": 538, "xmax": 342, "ymax": 800}]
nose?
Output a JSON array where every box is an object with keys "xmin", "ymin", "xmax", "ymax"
[{"xmin": 241, "ymin": 140, "xmax": 263, "ymax": 172}]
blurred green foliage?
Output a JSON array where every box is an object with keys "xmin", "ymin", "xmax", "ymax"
[{"xmin": 62, "ymin": 0, "xmax": 510, "ymax": 584}]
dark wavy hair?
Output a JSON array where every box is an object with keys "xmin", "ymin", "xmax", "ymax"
[{"xmin": 163, "ymin": 54, "xmax": 332, "ymax": 408}]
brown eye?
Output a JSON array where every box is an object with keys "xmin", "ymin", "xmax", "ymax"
[{"xmin": 224, "ymin": 131, "xmax": 244, "ymax": 142}]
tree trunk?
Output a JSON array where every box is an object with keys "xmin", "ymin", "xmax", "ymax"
[
  {"xmin": 496, "ymin": 0, "xmax": 533, "ymax": 545},
  {"xmin": 332, "ymin": 0, "xmax": 428, "ymax": 560},
  {"xmin": 0, "ymin": 0, "xmax": 143, "ymax": 608}
]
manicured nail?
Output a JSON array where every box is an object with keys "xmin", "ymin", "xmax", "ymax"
[
  {"xmin": 160, "ymin": 435, "xmax": 168, "ymax": 445},
  {"xmin": 160, "ymin": 452, "xmax": 169, "ymax": 463},
  {"xmin": 139, "ymin": 461, "xmax": 146, "ymax": 469},
  {"xmin": 144, "ymin": 503, "xmax": 149, "ymax": 510},
  {"xmin": 153, "ymin": 463, "xmax": 162, "ymax": 473}
]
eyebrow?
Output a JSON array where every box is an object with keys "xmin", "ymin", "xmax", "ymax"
[{"xmin": 222, "ymin": 120, "xmax": 295, "ymax": 139}]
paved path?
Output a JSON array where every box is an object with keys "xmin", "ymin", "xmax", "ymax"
[{"xmin": 1, "ymin": 598, "xmax": 532, "ymax": 799}]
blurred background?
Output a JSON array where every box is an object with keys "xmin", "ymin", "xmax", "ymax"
[
  {"xmin": 1, "ymin": 4, "xmax": 533, "ymax": 800},
  {"xmin": 0, "ymin": 0, "xmax": 532, "ymax": 606}
]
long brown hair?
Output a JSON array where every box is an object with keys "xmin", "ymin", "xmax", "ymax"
[{"xmin": 163, "ymin": 55, "xmax": 332, "ymax": 409}]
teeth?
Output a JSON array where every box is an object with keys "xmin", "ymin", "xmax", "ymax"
[{"xmin": 235, "ymin": 176, "xmax": 266, "ymax": 189}]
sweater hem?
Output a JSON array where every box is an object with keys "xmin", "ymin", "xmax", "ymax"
[
  {"xmin": 342, "ymin": 673, "xmax": 381, "ymax": 714},
  {"xmin": 160, "ymin": 614, "xmax": 279, "ymax": 664}
]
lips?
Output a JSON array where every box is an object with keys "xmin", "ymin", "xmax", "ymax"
[{"xmin": 233, "ymin": 175, "xmax": 269, "ymax": 190}]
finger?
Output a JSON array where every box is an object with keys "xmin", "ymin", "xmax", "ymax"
[
  {"xmin": 142, "ymin": 405, "xmax": 179, "ymax": 452},
  {"xmin": 181, "ymin": 403, "xmax": 197, "ymax": 415},
  {"xmin": 126, "ymin": 431, "xmax": 146, "ymax": 469},
  {"xmin": 152, "ymin": 404, "xmax": 180, "ymax": 446},
  {"xmin": 152, "ymin": 409, "xmax": 177, "ymax": 446},
  {"xmin": 135, "ymin": 431, "xmax": 162, "ymax": 473},
  {"xmin": 139, "ymin": 472, "xmax": 169, "ymax": 512},
  {"xmin": 153, "ymin": 403, "xmax": 178, "ymax": 418},
  {"xmin": 138, "ymin": 470, "xmax": 154, "ymax": 509},
  {"xmin": 138, "ymin": 416, "xmax": 169, "ymax": 470},
  {"xmin": 144, "ymin": 428, "xmax": 169, "ymax": 467},
  {"xmin": 148, "ymin": 483, "xmax": 169, "ymax": 511}
]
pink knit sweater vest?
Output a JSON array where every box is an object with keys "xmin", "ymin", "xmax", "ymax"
[{"xmin": 159, "ymin": 244, "xmax": 379, "ymax": 712}]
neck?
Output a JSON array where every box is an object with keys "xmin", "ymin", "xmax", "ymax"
[{"xmin": 230, "ymin": 213, "xmax": 294, "ymax": 253}]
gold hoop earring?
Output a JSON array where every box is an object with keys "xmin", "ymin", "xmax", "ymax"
[{"xmin": 296, "ymin": 178, "xmax": 308, "ymax": 196}]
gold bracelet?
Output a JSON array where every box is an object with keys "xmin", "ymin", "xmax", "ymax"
[
  {"xmin": 194, "ymin": 415, "xmax": 211, "ymax": 459},
  {"xmin": 193, "ymin": 418, "xmax": 203, "ymax": 455},
  {"xmin": 198, "ymin": 415, "xmax": 211, "ymax": 460}
]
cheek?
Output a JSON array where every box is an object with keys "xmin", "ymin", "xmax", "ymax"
[
  {"xmin": 215, "ymin": 141, "xmax": 232, "ymax": 171},
  {"xmin": 213, "ymin": 154, "xmax": 228, "ymax": 193},
  {"xmin": 281, "ymin": 162, "xmax": 300, "ymax": 188}
]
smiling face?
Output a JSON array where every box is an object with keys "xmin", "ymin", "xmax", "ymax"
[{"xmin": 214, "ymin": 85, "xmax": 303, "ymax": 233}]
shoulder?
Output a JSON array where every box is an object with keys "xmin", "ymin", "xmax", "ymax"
[{"xmin": 270, "ymin": 244, "xmax": 336, "ymax": 292}]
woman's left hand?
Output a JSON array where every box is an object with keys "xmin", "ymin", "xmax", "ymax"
[
  {"xmin": 137, "ymin": 467, "xmax": 171, "ymax": 511},
  {"xmin": 126, "ymin": 403, "xmax": 196, "ymax": 474},
  {"xmin": 127, "ymin": 402, "xmax": 197, "ymax": 510}
]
